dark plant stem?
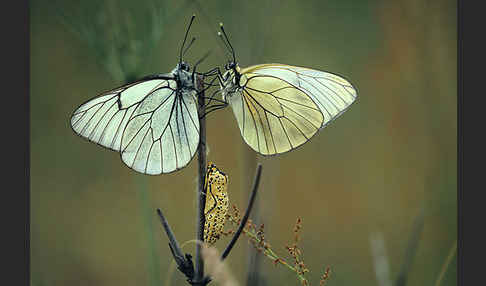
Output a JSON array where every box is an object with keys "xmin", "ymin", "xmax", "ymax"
[
  {"xmin": 194, "ymin": 74, "xmax": 207, "ymax": 285},
  {"xmin": 156, "ymin": 209, "xmax": 195, "ymax": 282},
  {"xmin": 156, "ymin": 208, "xmax": 184, "ymax": 262},
  {"xmin": 221, "ymin": 164, "xmax": 263, "ymax": 260}
]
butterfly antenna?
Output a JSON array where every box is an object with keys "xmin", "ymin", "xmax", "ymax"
[
  {"xmin": 219, "ymin": 23, "xmax": 236, "ymax": 63},
  {"xmin": 194, "ymin": 50, "xmax": 212, "ymax": 68},
  {"xmin": 180, "ymin": 14, "xmax": 196, "ymax": 63},
  {"xmin": 192, "ymin": 50, "xmax": 212, "ymax": 79},
  {"xmin": 217, "ymin": 32, "xmax": 232, "ymax": 60},
  {"xmin": 183, "ymin": 37, "xmax": 196, "ymax": 57}
]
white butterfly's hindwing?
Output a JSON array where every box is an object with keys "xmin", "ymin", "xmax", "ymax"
[
  {"xmin": 224, "ymin": 64, "xmax": 357, "ymax": 156},
  {"xmin": 70, "ymin": 75, "xmax": 200, "ymax": 174},
  {"xmin": 120, "ymin": 89, "xmax": 199, "ymax": 174}
]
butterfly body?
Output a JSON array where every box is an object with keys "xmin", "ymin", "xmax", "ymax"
[{"xmin": 172, "ymin": 62, "xmax": 196, "ymax": 94}]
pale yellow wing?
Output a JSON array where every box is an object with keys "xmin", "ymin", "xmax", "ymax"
[
  {"xmin": 227, "ymin": 66, "xmax": 325, "ymax": 155},
  {"xmin": 242, "ymin": 64, "xmax": 358, "ymax": 128}
]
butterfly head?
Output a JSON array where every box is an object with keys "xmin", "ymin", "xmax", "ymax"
[
  {"xmin": 224, "ymin": 61, "xmax": 237, "ymax": 71},
  {"xmin": 177, "ymin": 61, "xmax": 191, "ymax": 72},
  {"xmin": 223, "ymin": 61, "xmax": 240, "ymax": 80}
]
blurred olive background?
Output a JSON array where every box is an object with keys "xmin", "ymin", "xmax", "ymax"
[{"xmin": 30, "ymin": 0, "xmax": 457, "ymax": 285}]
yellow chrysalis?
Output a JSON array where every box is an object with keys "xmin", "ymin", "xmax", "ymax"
[{"xmin": 203, "ymin": 162, "xmax": 229, "ymax": 245}]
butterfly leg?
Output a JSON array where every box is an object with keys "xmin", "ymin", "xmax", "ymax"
[
  {"xmin": 199, "ymin": 67, "xmax": 225, "ymax": 86},
  {"xmin": 191, "ymin": 51, "xmax": 212, "ymax": 80},
  {"xmin": 199, "ymin": 102, "xmax": 229, "ymax": 119},
  {"xmin": 202, "ymin": 88, "xmax": 226, "ymax": 108},
  {"xmin": 201, "ymin": 75, "xmax": 220, "ymax": 92}
]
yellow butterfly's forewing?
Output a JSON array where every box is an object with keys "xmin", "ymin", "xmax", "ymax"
[
  {"xmin": 243, "ymin": 64, "xmax": 358, "ymax": 124},
  {"xmin": 204, "ymin": 163, "xmax": 229, "ymax": 245}
]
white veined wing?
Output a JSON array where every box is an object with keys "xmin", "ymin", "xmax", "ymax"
[{"xmin": 70, "ymin": 75, "xmax": 200, "ymax": 174}]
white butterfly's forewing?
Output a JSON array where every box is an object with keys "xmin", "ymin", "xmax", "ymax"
[{"xmin": 70, "ymin": 79, "xmax": 168, "ymax": 151}]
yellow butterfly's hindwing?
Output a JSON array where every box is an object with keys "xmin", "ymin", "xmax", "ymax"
[{"xmin": 203, "ymin": 162, "xmax": 229, "ymax": 245}]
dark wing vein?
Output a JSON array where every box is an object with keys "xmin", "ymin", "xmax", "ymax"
[
  {"xmin": 245, "ymin": 86, "xmax": 321, "ymax": 112},
  {"xmin": 264, "ymin": 111, "xmax": 277, "ymax": 153},
  {"xmin": 181, "ymin": 94, "xmax": 199, "ymax": 133},
  {"xmin": 145, "ymin": 129, "xmax": 156, "ymax": 173},
  {"xmin": 88, "ymin": 100, "xmax": 118, "ymax": 140},
  {"xmin": 311, "ymin": 76, "xmax": 349, "ymax": 106},
  {"xmin": 279, "ymin": 101, "xmax": 321, "ymax": 130},
  {"xmin": 169, "ymin": 124, "xmax": 178, "ymax": 169},
  {"xmin": 131, "ymin": 122, "xmax": 150, "ymax": 168},
  {"xmin": 179, "ymin": 95, "xmax": 192, "ymax": 157},
  {"xmin": 278, "ymin": 117, "xmax": 293, "ymax": 148},
  {"xmin": 242, "ymin": 90, "xmax": 263, "ymax": 153}
]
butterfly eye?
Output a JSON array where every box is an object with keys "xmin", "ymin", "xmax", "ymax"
[{"xmin": 181, "ymin": 62, "xmax": 190, "ymax": 71}]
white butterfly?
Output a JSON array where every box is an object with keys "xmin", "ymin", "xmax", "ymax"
[
  {"xmin": 209, "ymin": 24, "xmax": 358, "ymax": 155},
  {"xmin": 70, "ymin": 16, "xmax": 203, "ymax": 175}
]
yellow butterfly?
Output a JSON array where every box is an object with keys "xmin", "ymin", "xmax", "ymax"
[
  {"xmin": 208, "ymin": 24, "xmax": 358, "ymax": 155},
  {"xmin": 203, "ymin": 162, "xmax": 229, "ymax": 245}
]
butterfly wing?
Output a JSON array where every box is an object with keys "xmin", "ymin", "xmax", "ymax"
[
  {"xmin": 70, "ymin": 78, "xmax": 170, "ymax": 151},
  {"xmin": 70, "ymin": 77, "xmax": 200, "ymax": 174},
  {"xmin": 243, "ymin": 64, "xmax": 358, "ymax": 129},
  {"xmin": 226, "ymin": 64, "xmax": 356, "ymax": 156},
  {"xmin": 120, "ymin": 88, "xmax": 200, "ymax": 174}
]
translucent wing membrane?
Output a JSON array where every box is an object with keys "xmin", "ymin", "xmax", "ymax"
[
  {"xmin": 245, "ymin": 64, "xmax": 358, "ymax": 128},
  {"xmin": 121, "ymin": 89, "xmax": 199, "ymax": 174},
  {"xmin": 70, "ymin": 79, "xmax": 168, "ymax": 151},
  {"xmin": 70, "ymin": 77, "xmax": 200, "ymax": 174},
  {"xmin": 226, "ymin": 64, "xmax": 357, "ymax": 156},
  {"xmin": 228, "ymin": 71, "xmax": 324, "ymax": 155}
]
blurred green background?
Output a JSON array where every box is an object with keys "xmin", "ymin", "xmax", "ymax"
[{"xmin": 30, "ymin": 0, "xmax": 457, "ymax": 285}]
